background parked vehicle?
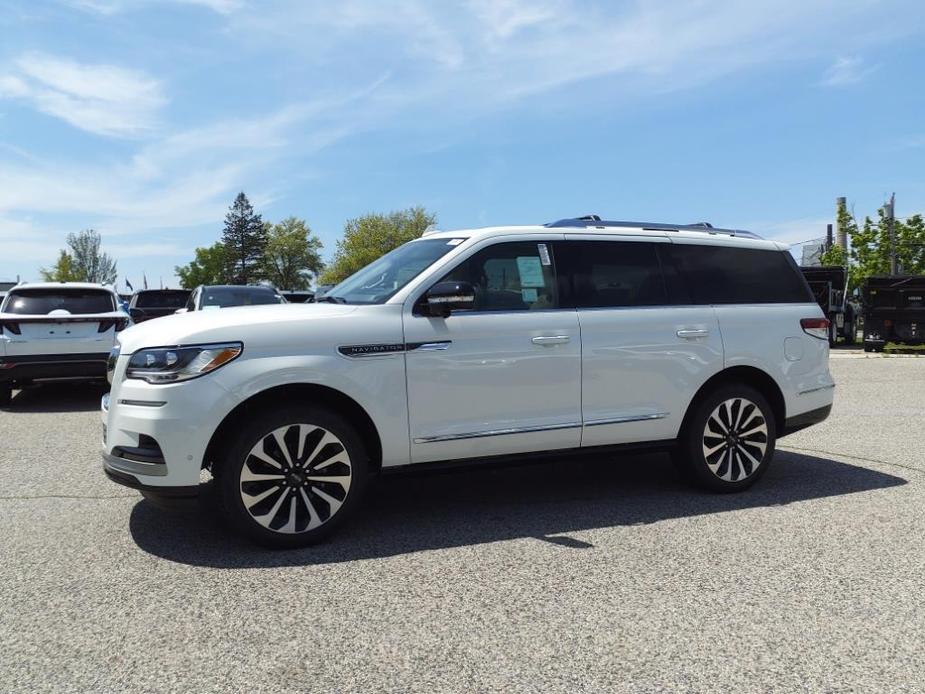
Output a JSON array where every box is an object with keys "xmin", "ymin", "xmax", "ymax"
[
  {"xmin": 862, "ymin": 275, "xmax": 925, "ymax": 352},
  {"xmin": 280, "ymin": 290, "xmax": 315, "ymax": 303},
  {"xmin": 800, "ymin": 266, "xmax": 857, "ymax": 346},
  {"xmin": 128, "ymin": 289, "xmax": 191, "ymax": 323},
  {"xmin": 177, "ymin": 284, "xmax": 286, "ymax": 313},
  {"xmin": 0, "ymin": 282, "xmax": 128, "ymax": 405}
]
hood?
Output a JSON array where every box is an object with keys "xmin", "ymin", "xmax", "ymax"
[{"xmin": 116, "ymin": 302, "xmax": 358, "ymax": 353}]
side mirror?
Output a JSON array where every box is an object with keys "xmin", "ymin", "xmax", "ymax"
[
  {"xmin": 424, "ymin": 281, "xmax": 476, "ymax": 317},
  {"xmin": 174, "ymin": 308, "xmax": 189, "ymax": 315},
  {"xmin": 128, "ymin": 307, "xmax": 145, "ymax": 322}
]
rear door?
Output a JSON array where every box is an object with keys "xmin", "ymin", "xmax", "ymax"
[
  {"xmin": 0, "ymin": 288, "xmax": 120, "ymax": 357},
  {"xmin": 554, "ymin": 237, "xmax": 724, "ymax": 446}
]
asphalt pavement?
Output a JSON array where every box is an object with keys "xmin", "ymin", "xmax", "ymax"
[{"xmin": 1, "ymin": 355, "xmax": 923, "ymax": 693}]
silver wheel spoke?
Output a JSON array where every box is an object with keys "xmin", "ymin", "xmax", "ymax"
[
  {"xmin": 241, "ymin": 423, "xmax": 352, "ymax": 534},
  {"xmin": 702, "ymin": 397, "xmax": 768, "ymax": 483}
]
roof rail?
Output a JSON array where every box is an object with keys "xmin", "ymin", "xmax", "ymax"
[{"xmin": 545, "ymin": 216, "xmax": 761, "ymax": 239}]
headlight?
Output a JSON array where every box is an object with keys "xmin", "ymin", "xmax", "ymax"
[{"xmin": 125, "ymin": 342, "xmax": 242, "ymax": 384}]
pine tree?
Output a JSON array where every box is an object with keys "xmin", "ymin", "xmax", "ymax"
[{"xmin": 221, "ymin": 192, "xmax": 267, "ymax": 284}]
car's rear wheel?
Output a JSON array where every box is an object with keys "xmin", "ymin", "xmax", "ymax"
[
  {"xmin": 217, "ymin": 405, "xmax": 368, "ymax": 548},
  {"xmin": 676, "ymin": 385, "xmax": 776, "ymax": 492},
  {"xmin": 0, "ymin": 383, "xmax": 11, "ymax": 407}
]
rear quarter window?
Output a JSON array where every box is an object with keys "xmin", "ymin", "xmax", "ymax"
[
  {"xmin": 3, "ymin": 289, "xmax": 115, "ymax": 314},
  {"xmin": 668, "ymin": 244, "xmax": 813, "ymax": 304}
]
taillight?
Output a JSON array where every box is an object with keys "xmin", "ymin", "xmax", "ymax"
[
  {"xmin": 0, "ymin": 320, "xmax": 21, "ymax": 335},
  {"xmin": 98, "ymin": 318, "xmax": 128, "ymax": 333},
  {"xmin": 801, "ymin": 317, "xmax": 830, "ymax": 341}
]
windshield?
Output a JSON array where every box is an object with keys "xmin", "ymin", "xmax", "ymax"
[
  {"xmin": 135, "ymin": 291, "xmax": 190, "ymax": 308},
  {"xmin": 200, "ymin": 287, "xmax": 283, "ymax": 308},
  {"xmin": 3, "ymin": 289, "xmax": 115, "ymax": 315},
  {"xmin": 326, "ymin": 238, "xmax": 464, "ymax": 304}
]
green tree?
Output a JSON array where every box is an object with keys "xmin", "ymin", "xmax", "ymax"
[
  {"xmin": 819, "ymin": 244, "xmax": 847, "ymax": 267},
  {"xmin": 41, "ymin": 229, "xmax": 117, "ymax": 284},
  {"xmin": 222, "ymin": 192, "xmax": 267, "ymax": 284},
  {"xmin": 39, "ymin": 249, "xmax": 81, "ymax": 282},
  {"xmin": 261, "ymin": 217, "xmax": 324, "ymax": 290},
  {"xmin": 320, "ymin": 206, "xmax": 436, "ymax": 285},
  {"xmin": 175, "ymin": 242, "xmax": 229, "ymax": 289}
]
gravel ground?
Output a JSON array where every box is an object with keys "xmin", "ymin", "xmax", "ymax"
[{"xmin": 1, "ymin": 356, "xmax": 923, "ymax": 693}]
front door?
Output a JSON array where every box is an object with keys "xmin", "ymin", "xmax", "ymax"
[{"xmin": 403, "ymin": 239, "xmax": 582, "ymax": 464}]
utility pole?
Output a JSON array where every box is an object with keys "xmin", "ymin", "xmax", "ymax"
[
  {"xmin": 826, "ymin": 223, "xmax": 833, "ymax": 252},
  {"xmin": 886, "ymin": 193, "xmax": 897, "ymax": 276}
]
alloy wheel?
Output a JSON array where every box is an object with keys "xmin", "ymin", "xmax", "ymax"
[
  {"xmin": 701, "ymin": 398, "xmax": 768, "ymax": 482},
  {"xmin": 239, "ymin": 424, "xmax": 352, "ymax": 534}
]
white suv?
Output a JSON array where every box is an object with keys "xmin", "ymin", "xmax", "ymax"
[
  {"xmin": 1, "ymin": 282, "xmax": 128, "ymax": 405},
  {"xmin": 102, "ymin": 218, "xmax": 834, "ymax": 547}
]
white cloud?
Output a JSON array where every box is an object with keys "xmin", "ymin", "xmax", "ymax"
[
  {"xmin": 820, "ymin": 56, "xmax": 875, "ymax": 87},
  {"xmin": 0, "ymin": 53, "xmax": 166, "ymax": 137}
]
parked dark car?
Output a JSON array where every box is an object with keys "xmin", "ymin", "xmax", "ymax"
[
  {"xmin": 128, "ymin": 289, "xmax": 192, "ymax": 323},
  {"xmin": 179, "ymin": 285, "xmax": 285, "ymax": 312},
  {"xmin": 862, "ymin": 275, "xmax": 925, "ymax": 351}
]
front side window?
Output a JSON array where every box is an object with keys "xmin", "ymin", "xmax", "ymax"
[
  {"xmin": 555, "ymin": 241, "xmax": 667, "ymax": 308},
  {"xmin": 3, "ymin": 289, "xmax": 115, "ymax": 314},
  {"xmin": 436, "ymin": 241, "xmax": 558, "ymax": 311},
  {"xmin": 326, "ymin": 238, "xmax": 464, "ymax": 305}
]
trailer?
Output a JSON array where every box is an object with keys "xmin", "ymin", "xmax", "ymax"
[
  {"xmin": 800, "ymin": 266, "xmax": 857, "ymax": 346},
  {"xmin": 862, "ymin": 275, "xmax": 925, "ymax": 352}
]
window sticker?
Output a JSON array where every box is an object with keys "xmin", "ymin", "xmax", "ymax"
[
  {"xmin": 447, "ymin": 238, "xmax": 465, "ymax": 246},
  {"xmin": 537, "ymin": 243, "xmax": 551, "ymax": 266},
  {"xmin": 521, "ymin": 287, "xmax": 538, "ymax": 303},
  {"xmin": 516, "ymin": 256, "xmax": 546, "ymax": 287}
]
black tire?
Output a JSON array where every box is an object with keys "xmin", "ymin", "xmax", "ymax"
[
  {"xmin": 828, "ymin": 321, "xmax": 837, "ymax": 347},
  {"xmin": 675, "ymin": 384, "xmax": 776, "ymax": 493},
  {"xmin": 216, "ymin": 405, "xmax": 369, "ymax": 548},
  {"xmin": 0, "ymin": 383, "xmax": 11, "ymax": 407}
]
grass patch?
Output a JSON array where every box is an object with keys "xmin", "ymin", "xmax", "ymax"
[{"xmin": 883, "ymin": 342, "xmax": 925, "ymax": 354}]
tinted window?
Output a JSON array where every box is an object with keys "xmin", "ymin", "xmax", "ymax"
[
  {"xmin": 4, "ymin": 289, "xmax": 115, "ymax": 314},
  {"xmin": 556, "ymin": 241, "xmax": 667, "ymax": 308},
  {"xmin": 134, "ymin": 291, "xmax": 190, "ymax": 309},
  {"xmin": 200, "ymin": 287, "xmax": 282, "ymax": 308},
  {"xmin": 668, "ymin": 245, "xmax": 813, "ymax": 304},
  {"xmin": 436, "ymin": 241, "xmax": 557, "ymax": 311}
]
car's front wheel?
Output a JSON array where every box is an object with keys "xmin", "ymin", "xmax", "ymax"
[
  {"xmin": 217, "ymin": 405, "xmax": 369, "ymax": 548},
  {"xmin": 676, "ymin": 385, "xmax": 776, "ymax": 492}
]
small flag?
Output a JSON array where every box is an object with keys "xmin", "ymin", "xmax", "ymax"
[{"xmin": 125, "ymin": 277, "xmax": 134, "ymax": 292}]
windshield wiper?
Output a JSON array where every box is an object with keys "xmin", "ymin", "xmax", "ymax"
[{"xmin": 316, "ymin": 295, "xmax": 347, "ymax": 304}]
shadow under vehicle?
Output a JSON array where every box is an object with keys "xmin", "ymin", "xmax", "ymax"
[{"xmin": 862, "ymin": 275, "xmax": 925, "ymax": 352}]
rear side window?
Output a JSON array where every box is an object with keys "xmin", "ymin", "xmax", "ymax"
[
  {"xmin": 3, "ymin": 289, "xmax": 115, "ymax": 314},
  {"xmin": 667, "ymin": 245, "xmax": 813, "ymax": 304},
  {"xmin": 555, "ymin": 241, "xmax": 667, "ymax": 308}
]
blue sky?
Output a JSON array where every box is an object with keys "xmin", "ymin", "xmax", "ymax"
[{"xmin": 1, "ymin": 0, "xmax": 924, "ymax": 289}]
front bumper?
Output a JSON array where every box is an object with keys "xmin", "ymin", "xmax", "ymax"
[
  {"xmin": 0, "ymin": 352, "xmax": 109, "ymax": 383},
  {"xmin": 101, "ymin": 357, "xmax": 242, "ymax": 489},
  {"xmin": 103, "ymin": 453, "xmax": 198, "ymax": 497}
]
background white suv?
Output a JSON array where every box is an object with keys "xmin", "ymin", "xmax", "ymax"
[
  {"xmin": 103, "ymin": 218, "xmax": 834, "ymax": 547},
  {"xmin": 0, "ymin": 282, "xmax": 128, "ymax": 406}
]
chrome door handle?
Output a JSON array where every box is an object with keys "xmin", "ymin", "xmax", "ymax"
[
  {"xmin": 532, "ymin": 335, "xmax": 571, "ymax": 346},
  {"xmin": 677, "ymin": 329, "xmax": 709, "ymax": 339}
]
